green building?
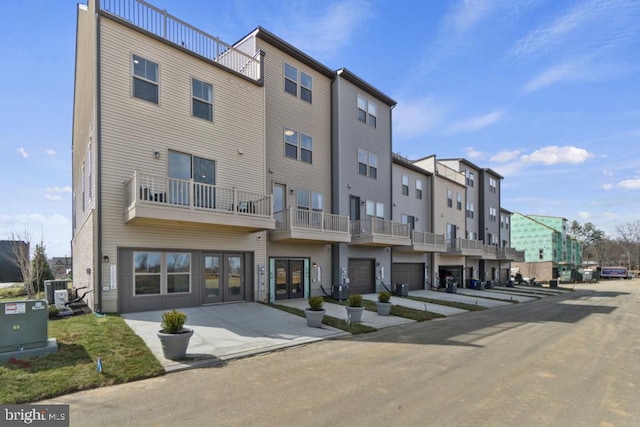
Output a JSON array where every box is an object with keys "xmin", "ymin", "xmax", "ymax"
[{"xmin": 510, "ymin": 213, "xmax": 582, "ymax": 282}]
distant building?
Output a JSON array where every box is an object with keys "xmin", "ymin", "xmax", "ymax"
[
  {"xmin": 49, "ymin": 257, "xmax": 72, "ymax": 280},
  {"xmin": 0, "ymin": 240, "xmax": 28, "ymax": 283},
  {"xmin": 510, "ymin": 214, "xmax": 582, "ymax": 282}
]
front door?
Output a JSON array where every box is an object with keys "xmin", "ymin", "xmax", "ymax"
[
  {"xmin": 274, "ymin": 259, "xmax": 304, "ymax": 300},
  {"xmin": 204, "ymin": 253, "xmax": 245, "ymax": 303}
]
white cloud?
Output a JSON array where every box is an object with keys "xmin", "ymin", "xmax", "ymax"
[
  {"xmin": 447, "ymin": 109, "xmax": 504, "ymax": 133},
  {"xmin": 520, "ymin": 146, "xmax": 593, "ymax": 165},
  {"xmin": 602, "ymin": 183, "xmax": 613, "ymax": 190},
  {"xmin": 463, "ymin": 147, "xmax": 483, "ymax": 159},
  {"xmin": 393, "ymin": 97, "xmax": 448, "ymax": 138},
  {"xmin": 602, "ymin": 212, "xmax": 617, "ymax": 219},
  {"xmin": 618, "ymin": 179, "xmax": 640, "ymax": 189},
  {"xmin": 45, "ymin": 149, "xmax": 56, "ymax": 156},
  {"xmin": 17, "ymin": 147, "xmax": 29, "ymax": 158},
  {"xmin": 491, "ymin": 150, "xmax": 522, "ymax": 163},
  {"xmin": 577, "ymin": 211, "xmax": 592, "ymax": 219},
  {"xmin": 45, "ymin": 186, "xmax": 72, "ymax": 194},
  {"xmin": 602, "ymin": 169, "xmax": 614, "ymax": 177},
  {"xmin": 445, "ymin": 0, "xmax": 496, "ymax": 35},
  {"xmin": 44, "ymin": 194, "xmax": 63, "ymax": 201},
  {"xmin": 286, "ymin": 0, "xmax": 373, "ymax": 60},
  {"xmin": 522, "ymin": 60, "xmax": 580, "ymax": 93}
]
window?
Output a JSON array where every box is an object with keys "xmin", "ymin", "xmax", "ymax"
[
  {"xmin": 134, "ymin": 252, "xmax": 161, "ymax": 295},
  {"xmin": 284, "ymin": 128, "xmax": 312, "ymax": 163},
  {"xmin": 166, "ymin": 253, "xmax": 191, "ymax": 293},
  {"xmin": 356, "ymin": 95, "xmax": 377, "ymax": 127},
  {"xmin": 366, "ymin": 200, "xmax": 384, "ymax": 218},
  {"xmin": 456, "ymin": 193, "xmax": 462, "ymax": 210},
  {"xmin": 416, "ymin": 179, "xmax": 423, "ymax": 199},
  {"xmin": 447, "ymin": 190, "xmax": 453, "ymax": 208},
  {"xmin": 168, "ymin": 151, "xmax": 215, "ymax": 207},
  {"xmin": 401, "ymin": 175, "xmax": 409, "ymax": 196},
  {"xmin": 505, "ymin": 216, "xmax": 509, "ymax": 229},
  {"xmin": 284, "ymin": 63, "xmax": 312, "ymax": 103},
  {"xmin": 312, "ymin": 191, "xmax": 323, "ymax": 212},
  {"xmin": 192, "ymin": 78, "xmax": 213, "ymax": 121},
  {"xmin": 466, "ymin": 202, "xmax": 474, "ymax": 219},
  {"xmin": 132, "ymin": 55, "xmax": 158, "ymax": 103},
  {"xmin": 297, "ymin": 189, "xmax": 310, "ymax": 210},
  {"xmin": 489, "ymin": 177, "xmax": 497, "ymax": 193},
  {"xmin": 358, "ymin": 149, "xmax": 377, "ymax": 179},
  {"xmin": 466, "ymin": 171, "xmax": 474, "ymax": 187},
  {"xmin": 273, "ymin": 183, "xmax": 285, "ymax": 213},
  {"xmin": 539, "ymin": 249, "xmax": 544, "ymax": 260},
  {"xmin": 501, "ymin": 215, "xmax": 505, "ymax": 228},
  {"xmin": 489, "ymin": 207, "xmax": 497, "ymax": 222}
]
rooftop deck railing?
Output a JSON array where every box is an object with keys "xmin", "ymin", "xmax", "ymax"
[{"xmin": 99, "ymin": 0, "xmax": 261, "ymax": 82}]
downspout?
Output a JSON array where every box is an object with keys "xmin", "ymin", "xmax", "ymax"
[
  {"xmin": 330, "ymin": 73, "xmax": 340, "ymax": 288},
  {"xmin": 95, "ymin": 11, "xmax": 103, "ymax": 313},
  {"xmin": 388, "ymin": 103, "xmax": 396, "ymax": 288}
]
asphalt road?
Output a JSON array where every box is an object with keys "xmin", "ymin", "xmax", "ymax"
[{"xmin": 41, "ymin": 281, "xmax": 640, "ymax": 426}]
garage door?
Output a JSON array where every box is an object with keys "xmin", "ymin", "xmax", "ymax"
[
  {"xmin": 392, "ymin": 263, "xmax": 424, "ymax": 291},
  {"xmin": 348, "ymin": 259, "xmax": 375, "ymax": 294}
]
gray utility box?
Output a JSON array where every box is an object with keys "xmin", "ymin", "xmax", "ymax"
[
  {"xmin": 332, "ymin": 284, "xmax": 349, "ymax": 301},
  {"xmin": 394, "ymin": 283, "xmax": 409, "ymax": 297},
  {"xmin": 45, "ymin": 280, "xmax": 70, "ymax": 305},
  {"xmin": 0, "ymin": 300, "xmax": 49, "ymax": 352}
]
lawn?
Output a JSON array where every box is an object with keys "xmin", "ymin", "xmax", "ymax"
[{"xmin": 0, "ymin": 313, "xmax": 164, "ymax": 404}]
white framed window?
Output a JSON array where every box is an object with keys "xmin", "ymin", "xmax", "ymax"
[
  {"xmin": 401, "ymin": 175, "xmax": 409, "ymax": 196},
  {"xmin": 489, "ymin": 177, "xmax": 497, "ymax": 193},
  {"xmin": 358, "ymin": 149, "xmax": 377, "ymax": 179},
  {"xmin": 132, "ymin": 54, "xmax": 158, "ymax": 103},
  {"xmin": 366, "ymin": 200, "xmax": 384, "ymax": 219},
  {"xmin": 192, "ymin": 78, "xmax": 213, "ymax": 121},
  {"xmin": 489, "ymin": 207, "xmax": 497, "ymax": 222},
  {"xmin": 284, "ymin": 63, "xmax": 312, "ymax": 103},
  {"xmin": 447, "ymin": 189, "xmax": 453, "ymax": 208},
  {"xmin": 356, "ymin": 95, "xmax": 377, "ymax": 128},
  {"xmin": 284, "ymin": 128, "xmax": 312, "ymax": 163},
  {"xmin": 457, "ymin": 193, "xmax": 462, "ymax": 210},
  {"xmin": 466, "ymin": 171, "xmax": 474, "ymax": 187},
  {"xmin": 466, "ymin": 202, "xmax": 474, "ymax": 219},
  {"xmin": 416, "ymin": 179, "xmax": 422, "ymax": 199}
]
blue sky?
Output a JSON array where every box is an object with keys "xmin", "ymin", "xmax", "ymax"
[{"xmin": 1, "ymin": 0, "xmax": 639, "ymax": 257}]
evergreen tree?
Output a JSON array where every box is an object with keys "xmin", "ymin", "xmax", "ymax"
[{"xmin": 32, "ymin": 242, "xmax": 54, "ymax": 294}]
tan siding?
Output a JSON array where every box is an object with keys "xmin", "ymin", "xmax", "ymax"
[
  {"xmin": 71, "ymin": 212, "xmax": 96, "ymax": 310},
  {"xmin": 96, "ymin": 19, "xmax": 267, "ymax": 307},
  {"xmin": 257, "ymin": 38, "xmax": 332, "ymax": 212}
]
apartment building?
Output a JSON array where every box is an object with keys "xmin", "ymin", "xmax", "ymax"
[
  {"xmin": 510, "ymin": 213, "xmax": 582, "ymax": 282},
  {"xmin": 72, "ymin": 0, "xmax": 273, "ymax": 313}
]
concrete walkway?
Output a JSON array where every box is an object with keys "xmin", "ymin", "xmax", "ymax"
[
  {"xmin": 122, "ymin": 303, "xmax": 347, "ymax": 372},
  {"xmin": 455, "ymin": 288, "xmax": 535, "ymax": 302},
  {"xmin": 409, "ymin": 289, "xmax": 512, "ymax": 308},
  {"xmin": 361, "ymin": 293, "xmax": 468, "ymax": 316}
]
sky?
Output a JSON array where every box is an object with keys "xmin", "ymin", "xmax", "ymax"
[{"xmin": 1, "ymin": 0, "xmax": 639, "ymax": 257}]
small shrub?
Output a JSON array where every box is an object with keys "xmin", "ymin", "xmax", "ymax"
[
  {"xmin": 347, "ymin": 294, "xmax": 363, "ymax": 307},
  {"xmin": 307, "ymin": 296, "xmax": 324, "ymax": 311},
  {"xmin": 378, "ymin": 291, "xmax": 391, "ymax": 303},
  {"xmin": 48, "ymin": 305, "xmax": 60, "ymax": 319},
  {"xmin": 160, "ymin": 310, "xmax": 187, "ymax": 334}
]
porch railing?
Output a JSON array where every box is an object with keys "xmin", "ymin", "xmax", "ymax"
[
  {"xmin": 274, "ymin": 208, "xmax": 350, "ymax": 233},
  {"xmin": 351, "ymin": 218, "xmax": 410, "ymax": 239},
  {"xmin": 447, "ymin": 238, "xmax": 484, "ymax": 251},
  {"xmin": 412, "ymin": 231, "xmax": 445, "ymax": 246},
  {"xmin": 125, "ymin": 171, "xmax": 272, "ymax": 217},
  {"xmin": 99, "ymin": 0, "xmax": 261, "ymax": 82}
]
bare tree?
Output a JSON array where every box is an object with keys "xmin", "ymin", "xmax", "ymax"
[
  {"xmin": 616, "ymin": 220, "xmax": 640, "ymax": 269},
  {"xmin": 5, "ymin": 230, "xmax": 34, "ymax": 298}
]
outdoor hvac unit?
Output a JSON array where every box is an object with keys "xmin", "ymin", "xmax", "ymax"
[
  {"xmin": 332, "ymin": 284, "xmax": 349, "ymax": 301},
  {"xmin": 394, "ymin": 283, "xmax": 409, "ymax": 297},
  {"xmin": 54, "ymin": 289, "xmax": 69, "ymax": 309},
  {"xmin": 44, "ymin": 280, "xmax": 69, "ymax": 304}
]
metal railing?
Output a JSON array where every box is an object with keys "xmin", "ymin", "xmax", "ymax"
[
  {"xmin": 351, "ymin": 218, "xmax": 410, "ymax": 239},
  {"xmin": 274, "ymin": 208, "xmax": 350, "ymax": 233},
  {"xmin": 125, "ymin": 171, "xmax": 272, "ymax": 217},
  {"xmin": 99, "ymin": 0, "xmax": 261, "ymax": 82}
]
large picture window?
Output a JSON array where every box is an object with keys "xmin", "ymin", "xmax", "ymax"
[
  {"xmin": 132, "ymin": 55, "xmax": 158, "ymax": 103},
  {"xmin": 133, "ymin": 251, "xmax": 191, "ymax": 296},
  {"xmin": 134, "ymin": 252, "xmax": 161, "ymax": 295}
]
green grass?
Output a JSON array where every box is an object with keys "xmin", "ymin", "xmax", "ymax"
[
  {"xmin": 265, "ymin": 302, "xmax": 377, "ymax": 334},
  {"xmin": 0, "ymin": 313, "xmax": 164, "ymax": 404},
  {"xmin": 406, "ymin": 295, "xmax": 488, "ymax": 311},
  {"xmin": 456, "ymin": 292, "xmax": 521, "ymax": 303},
  {"xmin": 324, "ymin": 297, "xmax": 445, "ymax": 322}
]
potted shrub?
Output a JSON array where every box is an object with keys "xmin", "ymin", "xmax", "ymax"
[
  {"xmin": 157, "ymin": 309, "xmax": 194, "ymax": 360},
  {"xmin": 305, "ymin": 296, "xmax": 325, "ymax": 328},
  {"xmin": 346, "ymin": 294, "xmax": 364, "ymax": 323},
  {"xmin": 376, "ymin": 291, "xmax": 392, "ymax": 316}
]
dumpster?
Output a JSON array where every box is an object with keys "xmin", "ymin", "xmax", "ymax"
[{"xmin": 394, "ymin": 283, "xmax": 408, "ymax": 297}]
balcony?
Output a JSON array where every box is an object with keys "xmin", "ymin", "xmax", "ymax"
[
  {"xmin": 498, "ymin": 247, "xmax": 525, "ymax": 262},
  {"xmin": 99, "ymin": 0, "xmax": 261, "ymax": 83},
  {"xmin": 444, "ymin": 238, "xmax": 484, "ymax": 257},
  {"xmin": 269, "ymin": 208, "xmax": 351, "ymax": 243},
  {"xmin": 124, "ymin": 171, "xmax": 274, "ymax": 231},
  {"xmin": 350, "ymin": 218, "xmax": 411, "ymax": 247},
  {"xmin": 396, "ymin": 231, "xmax": 447, "ymax": 253},
  {"xmin": 483, "ymin": 245, "xmax": 498, "ymax": 260}
]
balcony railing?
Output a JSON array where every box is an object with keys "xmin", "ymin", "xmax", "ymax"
[
  {"xmin": 483, "ymin": 245, "xmax": 498, "ymax": 259},
  {"xmin": 498, "ymin": 247, "xmax": 525, "ymax": 262},
  {"xmin": 275, "ymin": 208, "xmax": 350, "ymax": 233},
  {"xmin": 99, "ymin": 0, "xmax": 261, "ymax": 82},
  {"xmin": 446, "ymin": 238, "xmax": 484, "ymax": 256},
  {"xmin": 352, "ymin": 218, "xmax": 409, "ymax": 239},
  {"xmin": 397, "ymin": 231, "xmax": 447, "ymax": 252},
  {"xmin": 125, "ymin": 171, "xmax": 272, "ymax": 221}
]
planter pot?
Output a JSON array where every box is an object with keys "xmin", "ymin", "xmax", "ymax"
[
  {"xmin": 376, "ymin": 301, "xmax": 392, "ymax": 316},
  {"xmin": 305, "ymin": 309, "xmax": 325, "ymax": 328},
  {"xmin": 346, "ymin": 306, "xmax": 365, "ymax": 322},
  {"xmin": 157, "ymin": 328, "xmax": 194, "ymax": 360}
]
